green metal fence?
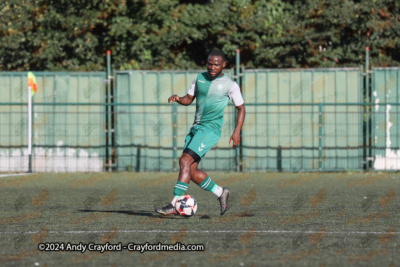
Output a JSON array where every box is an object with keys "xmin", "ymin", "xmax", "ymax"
[
  {"xmin": 0, "ymin": 72, "xmax": 107, "ymax": 172},
  {"xmin": 371, "ymin": 67, "xmax": 400, "ymax": 170},
  {"xmin": 113, "ymin": 70, "xmax": 202, "ymax": 172},
  {"xmin": 240, "ymin": 68, "xmax": 364, "ymax": 172},
  {"xmin": 113, "ymin": 68, "xmax": 365, "ymax": 172},
  {"xmin": 1, "ymin": 66, "xmax": 399, "ymax": 172}
]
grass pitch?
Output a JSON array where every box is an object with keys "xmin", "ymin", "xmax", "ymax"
[{"xmin": 0, "ymin": 171, "xmax": 399, "ymax": 266}]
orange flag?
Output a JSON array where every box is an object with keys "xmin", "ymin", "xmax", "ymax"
[{"xmin": 28, "ymin": 72, "xmax": 37, "ymax": 97}]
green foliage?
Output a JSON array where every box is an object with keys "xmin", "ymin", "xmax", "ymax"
[
  {"xmin": 275, "ymin": 0, "xmax": 400, "ymax": 68},
  {"xmin": 0, "ymin": 0, "xmax": 399, "ymax": 71}
]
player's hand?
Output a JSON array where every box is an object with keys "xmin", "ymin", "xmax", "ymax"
[
  {"xmin": 168, "ymin": 95, "xmax": 180, "ymax": 103},
  {"xmin": 229, "ymin": 131, "xmax": 241, "ymax": 148}
]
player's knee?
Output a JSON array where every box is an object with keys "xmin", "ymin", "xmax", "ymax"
[{"xmin": 179, "ymin": 156, "xmax": 192, "ymax": 169}]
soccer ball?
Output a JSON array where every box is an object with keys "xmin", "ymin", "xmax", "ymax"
[{"xmin": 175, "ymin": 195, "xmax": 197, "ymax": 217}]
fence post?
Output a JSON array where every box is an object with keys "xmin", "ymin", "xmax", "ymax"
[
  {"xmin": 366, "ymin": 47, "xmax": 369, "ymax": 103},
  {"xmin": 111, "ymin": 68, "xmax": 116, "ymax": 171},
  {"xmin": 365, "ymin": 47, "xmax": 371, "ymax": 170},
  {"xmin": 136, "ymin": 145, "xmax": 141, "ymax": 172},
  {"xmin": 277, "ymin": 146, "xmax": 282, "ymax": 171},
  {"xmin": 172, "ymin": 103, "xmax": 178, "ymax": 171},
  {"xmin": 318, "ymin": 103, "xmax": 323, "ymax": 171},
  {"xmin": 369, "ymin": 66, "xmax": 374, "ymax": 170},
  {"xmin": 240, "ymin": 65, "xmax": 245, "ymax": 171},
  {"xmin": 106, "ymin": 50, "xmax": 111, "ymax": 172},
  {"xmin": 235, "ymin": 49, "xmax": 240, "ymax": 172}
]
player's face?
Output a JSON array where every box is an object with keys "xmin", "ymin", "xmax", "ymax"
[{"xmin": 207, "ymin": 56, "xmax": 226, "ymax": 79}]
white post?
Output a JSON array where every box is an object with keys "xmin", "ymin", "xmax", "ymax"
[{"xmin": 28, "ymin": 85, "xmax": 32, "ymax": 173}]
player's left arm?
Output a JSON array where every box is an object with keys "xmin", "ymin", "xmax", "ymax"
[
  {"xmin": 230, "ymin": 104, "xmax": 245, "ymax": 148},
  {"xmin": 228, "ymin": 82, "xmax": 245, "ymax": 148}
]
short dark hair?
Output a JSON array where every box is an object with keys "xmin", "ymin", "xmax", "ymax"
[{"xmin": 208, "ymin": 49, "xmax": 226, "ymax": 62}]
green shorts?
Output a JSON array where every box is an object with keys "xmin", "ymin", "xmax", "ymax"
[{"xmin": 183, "ymin": 125, "xmax": 221, "ymax": 162}]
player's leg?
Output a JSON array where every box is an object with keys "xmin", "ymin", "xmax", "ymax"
[
  {"xmin": 190, "ymin": 163, "xmax": 230, "ymax": 215},
  {"xmin": 191, "ymin": 162, "xmax": 223, "ymax": 195},
  {"xmin": 171, "ymin": 152, "xmax": 195, "ymax": 205},
  {"xmin": 155, "ymin": 125, "xmax": 230, "ymax": 215},
  {"xmin": 155, "ymin": 129, "xmax": 197, "ymax": 215},
  {"xmin": 190, "ymin": 162, "xmax": 206, "ymax": 184},
  {"xmin": 155, "ymin": 153, "xmax": 195, "ymax": 215}
]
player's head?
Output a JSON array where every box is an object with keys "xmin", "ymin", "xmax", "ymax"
[{"xmin": 207, "ymin": 49, "xmax": 226, "ymax": 79}]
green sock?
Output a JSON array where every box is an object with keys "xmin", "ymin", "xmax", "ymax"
[
  {"xmin": 173, "ymin": 181, "xmax": 188, "ymax": 196},
  {"xmin": 171, "ymin": 181, "xmax": 189, "ymax": 206},
  {"xmin": 199, "ymin": 175, "xmax": 215, "ymax": 191},
  {"xmin": 199, "ymin": 176, "xmax": 223, "ymax": 197}
]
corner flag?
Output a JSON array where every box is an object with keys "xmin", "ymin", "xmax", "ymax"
[
  {"xmin": 28, "ymin": 72, "xmax": 37, "ymax": 97},
  {"xmin": 27, "ymin": 71, "xmax": 37, "ymax": 172}
]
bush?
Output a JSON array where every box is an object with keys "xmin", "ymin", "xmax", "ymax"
[{"xmin": 0, "ymin": 0, "xmax": 398, "ymax": 71}]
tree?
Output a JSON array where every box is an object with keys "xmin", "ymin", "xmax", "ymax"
[{"xmin": 0, "ymin": 0, "xmax": 399, "ymax": 71}]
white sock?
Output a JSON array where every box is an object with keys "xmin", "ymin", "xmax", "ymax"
[
  {"xmin": 212, "ymin": 185, "xmax": 223, "ymax": 197},
  {"xmin": 171, "ymin": 196, "xmax": 179, "ymax": 206}
]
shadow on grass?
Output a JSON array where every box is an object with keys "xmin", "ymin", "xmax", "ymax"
[{"xmin": 78, "ymin": 209, "xmax": 184, "ymax": 219}]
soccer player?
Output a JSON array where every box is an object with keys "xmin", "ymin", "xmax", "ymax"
[{"xmin": 155, "ymin": 49, "xmax": 246, "ymax": 216}]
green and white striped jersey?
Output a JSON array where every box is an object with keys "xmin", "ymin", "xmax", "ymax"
[{"xmin": 187, "ymin": 72, "xmax": 244, "ymax": 135}]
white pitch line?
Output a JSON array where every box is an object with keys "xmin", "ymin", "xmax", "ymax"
[
  {"xmin": 0, "ymin": 230, "xmax": 397, "ymax": 235},
  {"xmin": 0, "ymin": 173, "xmax": 35, "ymax": 178}
]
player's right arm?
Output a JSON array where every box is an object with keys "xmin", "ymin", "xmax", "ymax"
[
  {"xmin": 168, "ymin": 75, "xmax": 197, "ymax": 106},
  {"xmin": 168, "ymin": 94, "xmax": 194, "ymax": 106}
]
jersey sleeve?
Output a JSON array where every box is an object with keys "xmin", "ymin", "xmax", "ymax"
[
  {"xmin": 187, "ymin": 75, "xmax": 198, "ymax": 96},
  {"xmin": 228, "ymin": 82, "xmax": 244, "ymax": 106}
]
